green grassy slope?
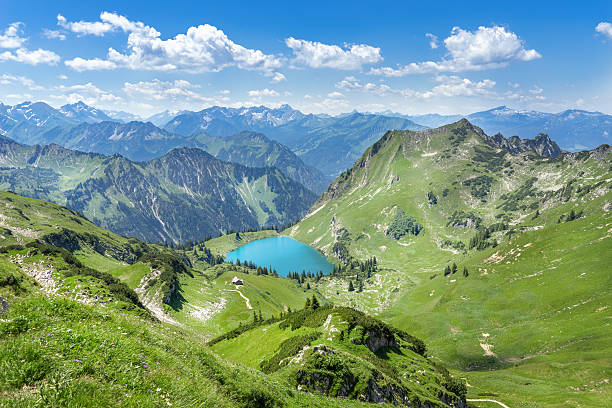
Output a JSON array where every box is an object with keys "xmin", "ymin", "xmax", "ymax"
[
  {"xmin": 211, "ymin": 304, "xmax": 467, "ymax": 407},
  {"xmin": 286, "ymin": 119, "xmax": 612, "ymax": 407},
  {"xmin": 0, "ymin": 191, "xmax": 466, "ymax": 407}
]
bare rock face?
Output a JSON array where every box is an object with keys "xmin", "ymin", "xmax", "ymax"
[
  {"xmin": 0, "ymin": 296, "xmax": 9, "ymax": 314},
  {"xmin": 364, "ymin": 330, "xmax": 398, "ymax": 354}
]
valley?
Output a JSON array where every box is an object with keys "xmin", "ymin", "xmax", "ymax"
[{"xmin": 0, "ymin": 114, "xmax": 609, "ymax": 408}]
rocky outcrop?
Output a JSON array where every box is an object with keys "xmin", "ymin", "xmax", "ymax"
[
  {"xmin": 43, "ymin": 228, "xmax": 142, "ymax": 263},
  {"xmin": 364, "ymin": 330, "xmax": 399, "ymax": 354},
  {"xmin": 0, "ymin": 296, "xmax": 9, "ymax": 314},
  {"xmin": 485, "ymin": 132, "xmax": 563, "ymax": 158}
]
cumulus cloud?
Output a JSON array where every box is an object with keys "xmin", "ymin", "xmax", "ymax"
[
  {"xmin": 248, "ymin": 88, "xmax": 280, "ymax": 97},
  {"xmin": 123, "ymin": 78, "xmax": 211, "ymax": 101},
  {"xmin": 425, "ymin": 33, "xmax": 438, "ymax": 49},
  {"xmin": 335, "ymin": 75, "xmax": 496, "ymax": 99},
  {"xmin": 0, "ymin": 22, "xmax": 60, "ymax": 65},
  {"xmin": 327, "ymin": 91, "xmax": 344, "ymax": 98},
  {"xmin": 0, "ymin": 74, "xmax": 43, "ymax": 90},
  {"xmin": 53, "ymin": 82, "xmax": 123, "ymax": 105},
  {"xmin": 42, "ymin": 29, "xmax": 66, "ymax": 41},
  {"xmin": 65, "ymin": 57, "xmax": 117, "ymax": 71},
  {"xmin": 0, "ymin": 22, "xmax": 27, "ymax": 48},
  {"xmin": 422, "ymin": 75, "xmax": 496, "ymax": 98},
  {"xmin": 596, "ymin": 22, "xmax": 612, "ymax": 40},
  {"xmin": 63, "ymin": 12, "xmax": 281, "ymax": 73},
  {"xmin": 285, "ymin": 37, "xmax": 382, "ymax": 70},
  {"xmin": 269, "ymin": 72, "xmax": 287, "ymax": 83},
  {"xmin": 57, "ymin": 13, "xmax": 114, "ymax": 36},
  {"xmin": 0, "ymin": 48, "xmax": 60, "ymax": 65},
  {"xmin": 370, "ymin": 25, "xmax": 540, "ymax": 76}
]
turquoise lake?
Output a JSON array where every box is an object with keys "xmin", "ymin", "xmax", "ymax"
[{"xmin": 225, "ymin": 236, "xmax": 333, "ymax": 277}]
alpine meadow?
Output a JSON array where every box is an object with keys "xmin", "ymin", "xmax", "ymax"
[{"xmin": 0, "ymin": 2, "xmax": 610, "ymax": 408}]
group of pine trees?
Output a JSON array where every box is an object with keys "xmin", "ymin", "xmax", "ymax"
[
  {"xmin": 443, "ymin": 262, "xmax": 469, "ymax": 277},
  {"xmin": 288, "ymin": 270, "xmax": 324, "ymax": 284},
  {"xmin": 228, "ymin": 259, "xmax": 280, "ymax": 277},
  {"xmin": 303, "ymin": 294, "xmax": 320, "ymax": 310},
  {"xmin": 332, "ymin": 257, "xmax": 377, "ymax": 278},
  {"xmin": 468, "ymin": 222, "xmax": 508, "ymax": 250}
]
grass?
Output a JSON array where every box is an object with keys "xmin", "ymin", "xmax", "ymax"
[
  {"xmin": 0, "ymin": 248, "xmax": 383, "ymax": 408},
  {"xmin": 285, "ymin": 122, "xmax": 612, "ymax": 407}
]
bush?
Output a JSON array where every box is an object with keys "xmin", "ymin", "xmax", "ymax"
[{"xmin": 386, "ymin": 208, "xmax": 423, "ymax": 239}]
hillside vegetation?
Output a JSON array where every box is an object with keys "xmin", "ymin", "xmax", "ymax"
[
  {"xmin": 0, "ymin": 138, "xmax": 316, "ymax": 243},
  {"xmin": 287, "ymin": 119, "xmax": 612, "ymax": 407},
  {"xmin": 0, "ymin": 191, "xmax": 470, "ymax": 407}
]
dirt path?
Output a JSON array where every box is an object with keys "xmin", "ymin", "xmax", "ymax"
[
  {"xmin": 466, "ymin": 398, "xmax": 510, "ymax": 408},
  {"xmin": 229, "ymin": 289, "xmax": 252, "ymax": 309}
]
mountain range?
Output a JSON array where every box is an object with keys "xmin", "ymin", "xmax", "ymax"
[
  {"xmin": 0, "ymin": 137, "xmax": 317, "ymax": 243},
  {"xmin": 164, "ymin": 105, "xmax": 427, "ymax": 176},
  {"xmin": 2, "ymin": 100, "xmax": 611, "ymax": 173}
]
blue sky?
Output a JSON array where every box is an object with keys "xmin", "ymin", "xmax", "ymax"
[{"xmin": 0, "ymin": 0, "xmax": 611, "ymax": 117}]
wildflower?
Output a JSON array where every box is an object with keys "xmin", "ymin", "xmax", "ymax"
[{"xmin": 73, "ymin": 359, "xmax": 83, "ymax": 363}]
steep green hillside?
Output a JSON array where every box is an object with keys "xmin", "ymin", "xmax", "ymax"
[
  {"xmin": 193, "ymin": 131, "xmax": 331, "ymax": 193},
  {"xmin": 0, "ymin": 191, "xmax": 466, "ymax": 407},
  {"xmin": 38, "ymin": 121, "xmax": 188, "ymax": 162},
  {"xmin": 0, "ymin": 138, "xmax": 317, "ymax": 243},
  {"xmin": 212, "ymin": 303, "xmax": 467, "ymax": 407},
  {"xmin": 287, "ymin": 119, "xmax": 612, "ymax": 407}
]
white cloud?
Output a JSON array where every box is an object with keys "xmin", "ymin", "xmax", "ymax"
[
  {"xmin": 425, "ymin": 33, "xmax": 438, "ymax": 49},
  {"xmin": 0, "ymin": 22, "xmax": 60, "ymax": 66},
  {"xmin": 0, "ymin": 22, "xmax": 27, "ymax": 48},
  {"xmin": 58, "ymin": 74, "xmax": 68, "ymax": 80},
  {"xmin": 0, "ymin": 74, "xmax": 44, "ymax": 90},
  {"xmin": 370, "ymin": 25, "xmax": 540, "ymax": 76},
  {"xmin": 0, "ymin": 48, "xmax": 60, "ymax": 65},
  {"xmin": 63, "ymin": 12, "xmax": 281, "ymax": 73},
  {"xmin": 596, "ymin": 22, "xmax": 612, "ymax": 40},
  {"xmin": 57, "ymin": 14, "xmax": 114, "ymax": 36},
  {"xmin": 335, "ymin": 75, "xmax": 495, "ymax": 99},
  {"xmin": 327, "ymin": 91, "xmax": 344, "ymax": 98},
  {"xmin": 42, "ymin": 29, "xmax": 66, "ymax": 41},
  {"xmin": 65, "ymin": 57, "xmax": 117, "ymax": 71},
  {"xmin": 52, "ymin": 82, "xmax": 123, "ymax": 105},
  {"xmin": 423, "ymin": 75, "xmax": 496, "ymax": 98},
  {"xmin": 285, "ymin": 37, "xmax": 382, "ymax": 70},
  {"xmin": 529, "ymin": 85, "xmax": 543, "ymax": 94},
  {"xmin": 123, "ymin": 79, "xmax": 211, "ymax": 101},
  {"xmin": 248, "ymin": 88, "xmax": 280, "ymax": 97},
  {"xmin": 269, "ymin": 72, "xmax": 287, "ymax": 83}
]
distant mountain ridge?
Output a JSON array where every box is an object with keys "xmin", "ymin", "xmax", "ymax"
[
  {"xmin": 164, "ymin": 105, "xmax": 426, "ymax": 176},
  {"xmin": 193, "ymin": 131, "xmax": 331, "ymax": 193},
  {"xmin": 38, "ymin": 120, "xmax": 188, "ymax": 162},
  {"xmin": 0, "ymin": 137, "xmax": 317, "ymax": 243},
  {"xmin": 466, "ymin": 106, "xmax": 611, "ymax": 151}
]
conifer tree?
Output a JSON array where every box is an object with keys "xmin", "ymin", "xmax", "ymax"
[
  {"xmin": 358, "ymin": 281, "xmax": 364, "ymax": 292},
  {"xmin": 463, "ymin": 267, "xmax": 469, "ymax": 277},
  {"xmin": 444, "ymin": 265, "xmax": 451, "ymax": 276},
  {"xmin": 304, "ymin": 297, "xmax": 311, "ymax": 309},
  {"xmin": 452, "ymin": 263, "xmax": 458, "ymax": 274},
  {"xmin": 348, "ymin": 280, "xmax": 355, "ymax": 292},
  {"xmin": 253, "ymin": 310, "xmax": 258, "ymax": 323},
  {"xmin": 311, "ymin": 294, "xmax": 320, "ymax": 310},
  {"xmin": 306, "ymin": 282, "xmax": 311, "ymax": 290}
]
